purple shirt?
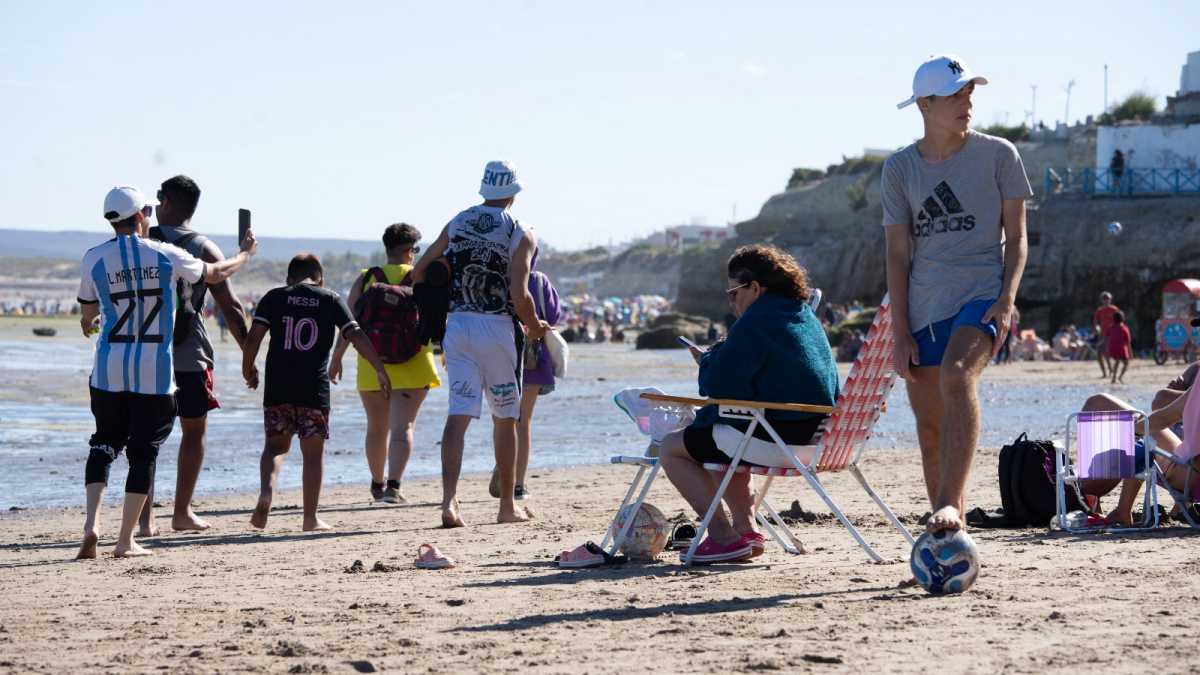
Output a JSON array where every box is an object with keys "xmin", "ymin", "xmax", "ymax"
[{"xmin": 525, "ymin": 271, "xmax": 561, "ymax": 386}]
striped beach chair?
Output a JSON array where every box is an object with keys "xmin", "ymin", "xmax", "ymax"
[
  {"xmin": 604, "ymin": 296, "xmax": 914, "ymax": 564},
  {"xmin": 1054, "ymin": 410, "xmax": 1160, "ymax": 532}
]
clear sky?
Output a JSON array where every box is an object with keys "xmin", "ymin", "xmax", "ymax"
[{"xmin": 2, "ymin": 1, "xmax": 1196, "ymax": 250}]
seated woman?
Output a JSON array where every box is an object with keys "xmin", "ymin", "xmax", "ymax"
[
  {"xmin": 658, "ymin": 245, "xmax": 838, "ymax": 564},
  {"xmin": 1080, "ymin": 377, "xmax": 1200, "ymax": 525}
]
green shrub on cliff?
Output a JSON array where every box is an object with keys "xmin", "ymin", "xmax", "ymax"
[
  {"xmin": 787, "ymin": 167, "xmax": 825, "ymax": 190},
  {"xmin": 1099, "ymin": 91, "xmax": 1158, "ymax": 124},
  {"xmin": 977, "ymin": 122, "xmax": 1029, "ymax": 143},
  {"xmin": 826, "ymin": 155, "xmax": 884, "ymax": 176}
]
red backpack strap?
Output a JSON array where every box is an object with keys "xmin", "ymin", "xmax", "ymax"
[{"xmin": 399, "ymin": 271, "xmax": 414, "ymax": 287}]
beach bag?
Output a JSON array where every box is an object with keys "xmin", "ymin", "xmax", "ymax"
[
  {"xmin": 147, "ymin": 227, "xmax": 206, "ymax": 346},
  {"xmin": 524, "ymin": 274, "xmax": 569, "ymax": 378},
  {"xmin": 353, "ymin": 267, "xmax": 422, "ymax": 364},
  {"xmin": 534, "ymin": 274, "xmax": 569, "ymax": 378}
]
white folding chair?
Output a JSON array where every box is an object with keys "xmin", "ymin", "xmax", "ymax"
[
  {"xmin": 1054, "ymin": 409, "xmax": 1160, "ymax": 532},
  {"xmin": 605, "ymin": 296, "xmax": 913, "ymax": 564}
]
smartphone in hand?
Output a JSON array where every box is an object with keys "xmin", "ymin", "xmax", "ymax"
[
  {"xmin": 676, "ymin": 336, "xmax": 702, "ymax": 351},
  {"xmin": 238, "ymin": 209, "xmax": 251, "ymax": 246}
]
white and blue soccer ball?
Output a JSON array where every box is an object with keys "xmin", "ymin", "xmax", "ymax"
[
  {"xmin": 910, "ymin": 529, "xmax": 980, "ymax": 594},
  {"xmin": 1107, "ymin": 221, "xmax": 1123, "ymax": 236}
]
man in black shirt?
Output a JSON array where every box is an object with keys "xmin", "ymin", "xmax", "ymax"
[{"xmin": 242, "ymin": 254, "xmax": 391, "ymax": 531}]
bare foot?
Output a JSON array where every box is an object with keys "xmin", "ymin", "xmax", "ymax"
[
  {"xmin": 172, "ymin": 512, "xmax": 211, "ymax": 532},
  {"xmin": 113, "ymin": 541, "xmax": 153, "ymax": 558},
  {"xmin": 75, "ymin": 531, "xmax": 99, "ymax": 560},
  {"xmin": 303, "ymin": 517, "xmax": 332, "ymax": 532},
  {"xmin": 441, "ymin": 500, "xmax": 465, "ymax": 529},
  {"xmin": 137, "ymin": 524, "xmax": 159, "ymax": 538},
  {"xmin": 497, "ymin": 505, "xmax": 531, "ymax": 524},
  {"xmin": 926, "ymin": 505, "xmax": 963, "ymax": 533},
  {"xmin": 250, "ymin": 498, "xmax": 271, "ymax": 530}
]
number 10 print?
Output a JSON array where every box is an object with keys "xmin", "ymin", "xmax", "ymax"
[{"xmin": 282, "ymin": 316, "xmax": 318, "ymax": 351}]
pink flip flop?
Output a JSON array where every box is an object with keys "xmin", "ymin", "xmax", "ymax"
[
  {"xmin": 415, "ymin": 543, "xmax": 455, "ymax": 570},
  {"xmin": 553, "ymin": 541, "xmax": 625, "ymax": 568}
]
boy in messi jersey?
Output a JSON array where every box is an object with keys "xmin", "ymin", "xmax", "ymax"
[
  {"xmin": 243, "ymin": 254, "xmax": 392, "ymax": 531},
  {"xmin": 75, "ymin": 186, "xmax": 257, "ymax": 559}
]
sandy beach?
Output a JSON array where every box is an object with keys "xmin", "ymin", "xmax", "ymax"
[{"xmin": 2, "ymin": 332, "xmax": 1200, "ymax": 673}]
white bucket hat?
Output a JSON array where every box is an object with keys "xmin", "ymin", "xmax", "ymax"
[
  {"xmin": 479, "ymin": 160, "xmax": 523, "ymax": 200},
  {"xmin": 103, "ymin": 186, "xmax": 158, "ymax": 222},
  {"xmin": 897, "ymin": 54, "xmax": 988, "ymax": 110}
]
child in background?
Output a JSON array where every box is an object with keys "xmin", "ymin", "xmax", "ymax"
[
  {"xmin": 1105, "ymin": 311, "xmax": 1132, "ymax": 384},
  {"xmin": 242, "ymin": 254, "xmax": 392, "ymax": 531}
]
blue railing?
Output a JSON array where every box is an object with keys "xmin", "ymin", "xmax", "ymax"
[{"xmin": 1045, "ymin": 167, "xmax": 1200, "ymax": 196}]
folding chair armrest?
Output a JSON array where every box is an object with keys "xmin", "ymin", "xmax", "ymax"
[
  {"xmin": 1151, "ymin": 448, "xmax": 1178, "ymax": 463},
  {"xmin": 639, "ymin": 392, "xmax": 834, "ymax": 415}
]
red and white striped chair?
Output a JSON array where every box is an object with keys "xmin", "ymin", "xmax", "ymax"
[{"xmin": 608, "ymin": 296, "xmax": 913, "ymax": 565}]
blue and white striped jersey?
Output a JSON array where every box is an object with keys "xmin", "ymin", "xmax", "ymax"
[{"xmin": 77, "ymin": 234, "xmax": 206, "ymax": 395}]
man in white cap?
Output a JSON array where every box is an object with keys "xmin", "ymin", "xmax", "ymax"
[
  {"xmin": 413, "ymin": 161, "xmax": 548, "ymax": 527},
  {"xmin": 882, "ymin": 55, "xmax": 1033, "ymax": 533},
  {"xmin": 74, "ymin": 186, "xmax": 256, "ymax": 559}
]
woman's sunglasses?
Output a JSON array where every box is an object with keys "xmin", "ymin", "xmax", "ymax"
[{"xmin": 725, "ymin": 282, "xmax": 748, "ymax": 300}]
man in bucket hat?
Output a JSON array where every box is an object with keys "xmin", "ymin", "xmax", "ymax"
[
  {"xmin": 882, "ymin": 55, "xmax": 1033, "ymax": 533},
  {"xmin": 413, "ymin": 161, "xmax": 548, "ymax": 528}
]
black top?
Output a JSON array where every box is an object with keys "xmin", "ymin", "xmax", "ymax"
[{"xmin": 253, "ymin": 283, "xmax": 357, "ymax": 409}]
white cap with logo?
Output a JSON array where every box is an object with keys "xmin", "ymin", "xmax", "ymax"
[
  {"xmin": 103, "ymin": 186, "xmax": 158, "ymax": 222},
  {"xmin": 896, "ymin": 54, "xmax": 988, "ymax": 110},
  {"xmin": 479, "ymin": 160, "xmax": 523, "ymax": 200}
]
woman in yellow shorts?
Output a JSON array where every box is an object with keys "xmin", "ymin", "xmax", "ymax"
[{"xmin": 330, "ymin": 223, "xmax": 440, "ymax": 503}]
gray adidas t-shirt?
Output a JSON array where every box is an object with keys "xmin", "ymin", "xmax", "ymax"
[{"xmin": 881, "ymin": 130, "xmax": 1033, "ymax": 332}]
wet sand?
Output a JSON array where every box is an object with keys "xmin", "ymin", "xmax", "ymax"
[{"xmin": 2, "ymin": 339, "xmax": 1199, "ymax": 673}]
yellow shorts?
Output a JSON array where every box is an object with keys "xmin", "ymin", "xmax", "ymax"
[{"xmin": 357, "ymin": 345, "xmax": 441, "ymax": 391}]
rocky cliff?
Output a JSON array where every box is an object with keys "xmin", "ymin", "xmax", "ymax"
[
  {"xmin": 675, "ymin": 128, "xmax": 1200, "ymax": 346},
  {"xmin": 538, "ymin": 245, "xmax": 680, "ymax": 298}
]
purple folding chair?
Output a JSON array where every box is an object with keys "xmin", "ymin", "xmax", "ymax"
[{"xmin": 1054, "ymin": 410, "xmax": 1159, "ymax": 532}]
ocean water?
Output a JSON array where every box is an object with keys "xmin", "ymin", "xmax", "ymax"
[{"xmin": 0, "ymin": 333, "xmax": 1161, "ymax": 509}]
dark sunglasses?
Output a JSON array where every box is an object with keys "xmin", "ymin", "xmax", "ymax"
[{"xmin": 725, "ymin": 282, "xmax": 748, "ymax": 300}]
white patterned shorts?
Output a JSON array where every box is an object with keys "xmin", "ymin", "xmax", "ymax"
[{"xmin": 443, "ymin": 313, "xmax": 521, "ymax": 419}]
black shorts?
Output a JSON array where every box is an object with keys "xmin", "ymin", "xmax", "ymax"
[
  {"xmin": 89, "ymin": 388, "xmax": 177, "ymax": 458},
  {"xmin": 175, "ymin": 368, "xmax": 220, "ymax": 419},
  {"xmin": 683, "ymin": 417, "xmax": 824, "ymax": 466}
]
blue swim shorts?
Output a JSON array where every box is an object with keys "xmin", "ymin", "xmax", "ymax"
[{"xmin": 912, "ymin": 298, "xmax": 998, "ymax": 367}]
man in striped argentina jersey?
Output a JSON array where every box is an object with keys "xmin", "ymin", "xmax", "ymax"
[{"xmin": 75, "ymin": 186, "xmax": 257, "ymax": 559}]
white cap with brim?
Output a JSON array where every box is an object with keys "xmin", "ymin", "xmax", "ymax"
[
  {"xmin": 479, "ymin": 160, "xmax": 523, "ymax": 200},
  {"xmin": 897, "ymin": 54, "xmax": 988, "ymax": 110},
  {"xmin": 103, "ymin": 186, "xmax": 158, "ymax": 222}
]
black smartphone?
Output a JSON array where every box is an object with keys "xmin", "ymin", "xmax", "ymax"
[{"xmin": 238, "ymin": 209, "xmax": 251, "ymax": 246}]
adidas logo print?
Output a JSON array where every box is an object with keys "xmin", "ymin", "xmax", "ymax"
[{"xmin": 913, "ymin": 181, "xmax": 976, "ymax": 238}]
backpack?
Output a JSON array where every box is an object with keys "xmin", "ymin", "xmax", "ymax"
[
  {"xmin": 353, "ymin": 267, "xmax": 422, "ymax": 364},
  {"xmin": 987, "ymin": 433, "xmax": 1085, "ymax": 527},
  {"xmin": 147, "ymin": 226, "xmax": 206, "ymax": 346}
]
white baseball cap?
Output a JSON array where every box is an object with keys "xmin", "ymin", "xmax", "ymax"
[
  {"xmin": 479, "ymin": 160, "xmax": 523, "ymax": 200},
  {"xmin": 896, "ymin": 54, "xmax": 988, "ymax": 110},
  {"xmin": 103, "ymin": 186, "xmax": 157, "ymax": 222}
]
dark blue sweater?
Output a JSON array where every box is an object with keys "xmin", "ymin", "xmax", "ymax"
[{"xmin": 692, "ymin": 293, "xmax": 839, "ymax": 432}]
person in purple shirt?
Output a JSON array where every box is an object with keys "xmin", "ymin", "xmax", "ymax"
[{"xmin": 489, "ymin": 251, "xmax": 562, "ymax": 501}]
